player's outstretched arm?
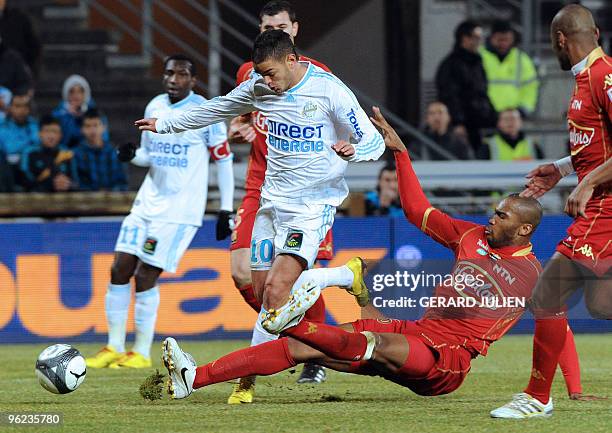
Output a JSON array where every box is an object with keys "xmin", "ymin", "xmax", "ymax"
[
  {"xmin": 370, "ymin": 106, "xmax": 429, "ymax": 227},
  {"xmin": 370, "ymin": 107, "xmax": 478, "ymax": 247},
  {"xmin": 565, "ymin": 157, "xmax": 612, "ymax": 218},
  {"xmin": 521, "ymin": 156, "xmax": 572, "ymax": 198},
  {"xmin": 136, "ymin": 82, "xmax": 257, "ymax": 135}
]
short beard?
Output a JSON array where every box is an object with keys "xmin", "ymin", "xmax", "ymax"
[{"xmin": 558, "ymin": 55, "xmax": 572, "ymax": 71}]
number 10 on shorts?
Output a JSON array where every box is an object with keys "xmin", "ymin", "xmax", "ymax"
[{"xmin": 251, "ymin": 239, "xmax": 274, "ymax": 269}]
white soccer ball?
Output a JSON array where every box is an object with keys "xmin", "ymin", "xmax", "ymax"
[{"xmin": 35, "ymin": 344, "xmax": 87, "ymax": 394}]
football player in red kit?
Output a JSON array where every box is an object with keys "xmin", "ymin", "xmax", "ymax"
[
  {"xmin": 159, "ymin": 108, "xmax": 584, "ymax": 402},
  {"xmin": 492, "ymin": 4, "xmax": 611, "ymax": 419},
  {"xmin": 226, "ymin": 1, "xmax": 333, "ymax": 403}
]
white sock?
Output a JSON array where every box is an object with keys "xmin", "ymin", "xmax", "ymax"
[
  {"xmin": 301, "ymin": 266, "xmax": 353, "ymax": 289},
  {"xmin": 105, "ymin": 283, "xmax": 131, "ymax": 353},
  {"xmin": 133, "ymin": 286, "xmax": 160, "ymax": 358},
  {"xmin": 250, "ymin": 314, "xmax": 278, "ymax": 346}
]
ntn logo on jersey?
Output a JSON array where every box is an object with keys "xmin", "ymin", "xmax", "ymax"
[
  {"xmin": 570, "ymin": 99, "xmax": 582, "ymax": 110},
  {"xmin": 568, "ymin": 120, "xmax": 595, "ymax": 155}
]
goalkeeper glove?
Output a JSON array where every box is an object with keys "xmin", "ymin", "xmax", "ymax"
[
  {"xmin": 117, "ymin": 142, "xmax": 138, "ymax": 162},
  {"xmin": 216, "ymin": 210, "xmax": 234, "ymax": 241}
]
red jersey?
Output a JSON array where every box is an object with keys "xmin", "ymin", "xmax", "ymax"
[
  {"xmin": 395, "ymin": 151, "xmax": 542, "ymax": 357},
  {"xmin": 235, "ymin": 56, "xmax": 332, "ymax": 193},
  {"xmin": 557, "ymin": 47, "xmax": 612, "ymax": 275},
  {"xmin": 567, "ymin": 47, "xmax": 612, "ymax": 198}
]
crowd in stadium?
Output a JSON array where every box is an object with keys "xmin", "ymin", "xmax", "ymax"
[{"xmin": 0, "ymin": 0, "xmax": 543, "ymax": 198}]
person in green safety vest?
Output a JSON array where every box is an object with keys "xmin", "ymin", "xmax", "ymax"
[
  {"xmin": 480, "ymin": 20, "xmax": 540, "ymax": 116},
  {"xmin": 478, "ymin": 108, "xmax": 543, "ymax": 160}
]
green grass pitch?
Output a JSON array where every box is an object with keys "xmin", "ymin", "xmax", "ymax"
[{"xmin": 2, "ymin": 335, "xmax": 611, "ymax": 433}]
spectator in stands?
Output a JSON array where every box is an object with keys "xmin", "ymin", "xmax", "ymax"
[
  {"xmin": 0, "ymin": 35, "xmax": 32, "ymax": 94},
  {"xmin": 0, "ymin": 0, "xmax": 41, "ymax": 78},
  {"xmin": 0, "ymin": 92, "xmax": 38, "ymax": 188},
  {"xmin": 435, "ymin": 20, "xmax": 497, "ymax": 153},
  {"xmin": 480, "ymin": 20, "xmax": 539, "ymax": 116},
  {"xmin": 413, "ymin": 101, "xmax": 473, "ymax": 160},
  {"xmin": 365, "ymin": 164, "xmax": 403, "ymax": 217},
  {"xmin": 0, "ymin": 86, "xmax": 11, "ymax": 122},
  {"xmin": 478, "ymin": 108, "xmax": 543, "ymax": 161},
  {"xmin": 53, "ymin": 74, "xmax": 109, "ymax": 148},
  {"xmin": 73, "ymin": 109, "xmax": 126, "ymax": 191},
  {"xmin": 21, "ymin": 115, "xmax": 76, "ymax": 192},
  {"xmin": 0, "ymin": 147, "xmax": 13, "ymax": 192}
]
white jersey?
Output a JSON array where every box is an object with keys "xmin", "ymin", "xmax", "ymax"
[
  {"xmin": 132, "ymin": 92, "xmax": 228, "ymax": 226},
  {"xmin": 156, "ymin": 62, "xmax": 385, "ymax": 206}
]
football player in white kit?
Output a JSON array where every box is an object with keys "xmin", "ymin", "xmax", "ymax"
[
  {"xmin": 137, "ymin": 31, "xmax": 384, "ymax": 356},
  {"xmin": 87, "ymin": 54, "xmax": 234, "ymax": 369}
]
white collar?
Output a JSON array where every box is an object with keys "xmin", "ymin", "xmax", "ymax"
[{"xmin": 571, "ymin": 54, "xmax": 589, "ymax": 76}]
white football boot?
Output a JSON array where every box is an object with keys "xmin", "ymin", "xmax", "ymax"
[
  {"xmin": 490, "ymin": 392, "xmax": 553, "ymax": 419},
  {"xmin": 261, "ymin": 281, "xmax": 321, "ymax": 334},
  {"xmin": 162, "ymin": 337, "xmax": 196, "ymax": 399}
]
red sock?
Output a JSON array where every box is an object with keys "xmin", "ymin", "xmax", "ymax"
[
  {"xmin": 237, "ymin": 283, "xmax": 261, "ymax": 312},
  {"xmin": 304, "ymin": 296, "xmax": 326, "ymax": 323},
  {"xmin": 193, "ymin": 338, "xmax": 295, "ymax": 389},
  {"xmin": 558, "ymin": 325, "xmax": 582, "ymax": 395},
  {"xmin": 284, "ymin": 320, "xmax": 367, "ymax": 361},
  {"xmin": 525, "ymin": 317, "xmax": 568, "ymax": 404}
]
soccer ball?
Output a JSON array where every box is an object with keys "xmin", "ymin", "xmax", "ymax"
[{"xmin": 35, "ymin": 344, "xmax": 87, "ymax": 394}]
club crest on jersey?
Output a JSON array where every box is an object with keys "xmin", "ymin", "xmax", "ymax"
[
  {"xmin": 284, "ymin": 230, "xmax": 304, "ymax": 250},
  {"xmin": 604, "ymin": 73, "xmax": 612, "ymax": 89},
  {"xmin": 143, "ymin": 237, "xmax": 158, "ymax": 255},
  {"xmin": 302, "ymin": 102, "xmax": 318, "ymax": 119}
]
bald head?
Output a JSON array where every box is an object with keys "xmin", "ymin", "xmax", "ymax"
[
  {"xmin": 551, "ymin": 4, "xmax": 597, "ymax": 39},
  {"xmin": 550, "ymin": 4, "xmax": 599, "ymax": 71},
  {"xmin": 506, "ymin": 193, "xmax": 543, "ymax": 229}
]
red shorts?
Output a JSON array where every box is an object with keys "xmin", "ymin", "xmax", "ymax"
[
  {"xmin": 350, "ymin": 319, "xmax": 473, "ymax": 396},
  {"xmin": 556, "ymin": 196, "xmax": 612, "ymax": 277},
  {"xmin": 230, "ymin": 190, "xmax": 334, "ymax": 260}
]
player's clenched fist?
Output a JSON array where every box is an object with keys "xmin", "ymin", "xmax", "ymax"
[
  {"xmin": 228, "ymin": 115, "xmax": 256, "ymax": 144},
  {"xmin": 135, "ymin": 118, "xmax": 158, "ymax": 132},
  {"xmin": 369, "ymin": 106, "xmax": 406, "ymax": 153},
  {"xmin": 332, "ymin": 140, "xmax": 355, "ymax": 159}
]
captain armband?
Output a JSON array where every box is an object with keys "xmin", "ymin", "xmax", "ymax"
[{"xmin": 210, "ymin": 141, "xmax": 232, "ymax": 161}]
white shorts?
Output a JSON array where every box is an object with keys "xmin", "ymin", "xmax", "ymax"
[
  {"xmin": 114, "ymin": 213, "xmax": 198, "ymax": 273},
  {"xmin": 250, "ymin": 198, "xmax": 335, "ymax": 270}
]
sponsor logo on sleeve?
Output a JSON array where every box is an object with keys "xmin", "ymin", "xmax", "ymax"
[{"xmin": 346, "ymin": 108, "xmax": 363, "ymax": 138}]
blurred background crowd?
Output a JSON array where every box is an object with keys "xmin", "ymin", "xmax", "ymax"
[{"xmin": 0, "ymin": 0, "xmax": 607, "ymax": 217}]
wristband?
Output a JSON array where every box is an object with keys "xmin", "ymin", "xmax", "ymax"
[{"xmin": 553, "ymin": 156, "xmax": 574, "ymax": 177}]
